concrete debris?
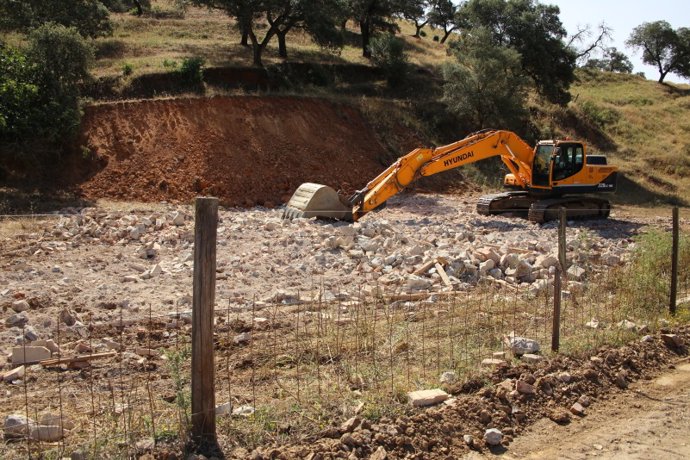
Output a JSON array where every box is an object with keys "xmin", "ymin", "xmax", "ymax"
[
  {"xmin": 521, "ymin": 353, "xmax": 543, "ymax": 364},
  {"xmin": 11, "ymin": 346, "xmax": 51, "ymax": 364},
  {"xmin": 503, "ymin": 333, "xmax": 540, "ymax": 356},
  {"xmin": 232, "ymin": 405, "xmax": 255, "ymax": 417},
  {"xmin": 481, "ymin": 358, "xmax": 505, "ymax": 368},
  {"xmin": 407, "ymin": 389, "xmax": 450, "ymax": 407},
  {"xmin": 2, "ymin": 365, "xmax": 25, "ymax": 382}
]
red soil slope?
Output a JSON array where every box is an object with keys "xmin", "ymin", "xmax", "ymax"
[{"xmin": 78, "ymin": 96, "xmax": 388, "ymax": 206}]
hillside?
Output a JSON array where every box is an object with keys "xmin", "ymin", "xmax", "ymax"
[
  {"xmin": 88, "ymin": 2, "xmax": 690, "ymax": 208},
  {"xmin": 2, "ymin": 0, "xmax": 689, "ymax": 209}
]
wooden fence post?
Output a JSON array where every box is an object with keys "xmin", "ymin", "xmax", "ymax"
[
  {"xmin": 552, "ymin": 207, "xmax": 566, "ymax": 352},
  {"xmin": 191, "ymin": 197, "xmax": 218, "ymax": 447},
  {"xmin": 670, "ymin": 207, "xmax": 679, "ymax": 315}
]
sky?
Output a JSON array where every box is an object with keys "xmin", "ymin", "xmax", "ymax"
[{"xmin": 548, "ymin": 0, "xmax": 690, "ymax": 83}]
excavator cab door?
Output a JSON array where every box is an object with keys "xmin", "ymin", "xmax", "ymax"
[
  {"xmin": 532, "ymin": 144, "xmax": 553, "ymax": 187},
  {"xmin": 552, "ymin": 143, "xmax": 585, "ymax": 182}
]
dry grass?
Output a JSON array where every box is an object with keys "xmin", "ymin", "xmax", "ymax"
[
  {"xmin": 92, "ymin": 0, "xmax": 454, "ymax": 79},
  {"xmin": 569, "ymin": 70, "xmax": 690, "ymax": 205}
]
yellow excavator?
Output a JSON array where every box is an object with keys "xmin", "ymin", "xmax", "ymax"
[{"xmin": 283, "ymin": 129, "xmax": 617, "ymax": 223}]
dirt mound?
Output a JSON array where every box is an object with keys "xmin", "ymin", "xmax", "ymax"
[
  {"xmin": 78, "ymin": 96, "xmax": 387, "ymax": 206},
  {"xmin": 261, "ymin": 328, "xmax": 689, "ymax": 459}
]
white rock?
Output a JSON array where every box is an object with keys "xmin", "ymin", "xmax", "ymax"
[
  {"xmin": 406, "ymin": 275, "xmax": 432, "ymax": 291},
  {"xmin": 567, "ymin": 265, "xmax": 586, "ymax": 281},
  {"xmin": 536, "ymin": 254, "xmax": 559, "ymax": 269},
  {"xmin": 39, "ymin": 414, "xmax": 74, "ymax": 430},
  {"xmin": 602, "ymin": 253, "xmax": 620, "ymax": 266},
  {"xmin": 172, "ymin": 212, "xmax": 185, "ymax": 226},
  {"xmin": 215, "ymin": 402, "xmax": 233, "ymax": 416},
  {"xmin": 617, "ymin": 319, "xmax": 637, "ymax": 331},
  {"xmin": 503, "ymin": 334, "xmax": 540, "ymax": 355},
  {"xmin": 30, "ymin": 424, "xmax": 65, "ymax": 442},
  {"xmin": 234, "ymin": 332, "xmax": 251, "ymax": 345},
  {"xmin": 479, "ymin": 259, "xmax": 495, "ymax": 275},
  {"xmin": 6, "ymin": 312, "xmax": 29, "ymax": 327},
  {"xmin": 232, "ymin": 405, "xmax": 255, "ymax": 417},
  {"xmin": 4, "ymin": 414, "xmax": 34, "ymax": 439},
  {"xmin": 500, "ymin": 253, "xmax": 519, "ymax": 269},
  {"xmin": 440, "ymin": 371, "xmax": 457, "ymax": 384},
  {"xmin": 11, "ymin": 300, "xmax": 30, "ymax": 313},
  {"xmin": 521, "ymin": 353, "xmax": 543, "ymax": 364},
  {"xmin": 484, "ymin": 428, "xmax": 503, "ymax": 446}
]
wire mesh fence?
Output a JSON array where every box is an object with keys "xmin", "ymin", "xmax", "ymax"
[{"xmin": 1, "ymin": 208, "xmax": 688, "ymax": 458}]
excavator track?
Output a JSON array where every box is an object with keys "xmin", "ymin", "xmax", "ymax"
[
  {"xmin": 477, "ymin": 192, "xmax": 611, "ymax": 223},
  {"xmin": 527, "ymin": 197, "xmax": 611, "ymax": 223},
  {"xmin": 476, "ymin": 191, "xmax": 533, "ymax": 216}
]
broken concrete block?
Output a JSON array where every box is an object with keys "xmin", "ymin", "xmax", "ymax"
[
  {"xmin": 521, "ymin": 353, "xmax": 543, "ymax": 364},
  {"xmin": 11, "ymin": 346, "xmax": 51, "ymax": 364},
  {"xmin": 481, "ymin": 358, "xmax": 505, "ymax": 368},
  {"xmin": 3, "ymin": 365, "xmax": 25, "ymax": 382},
  {"xmin": 407, "ymin": 389, "xmax": 449, "ymax": 407}
]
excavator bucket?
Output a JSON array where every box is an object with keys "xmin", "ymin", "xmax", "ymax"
[{"xmin": 282, "ymin": 183, "xmax": 353, "ymax": 221}]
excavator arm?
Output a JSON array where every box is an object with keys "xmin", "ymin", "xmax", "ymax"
[
  {"xmin": 348, "ymin": 130, "xmax": 534, "ymax": 220},
  {"xmin": 283, "ymin": 129, "xmax": 535, "ymax": 222}
]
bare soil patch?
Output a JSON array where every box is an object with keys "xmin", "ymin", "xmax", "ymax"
[{"xmin": 78, "ymin": 96, "xmax": 387, "ymax": 206}]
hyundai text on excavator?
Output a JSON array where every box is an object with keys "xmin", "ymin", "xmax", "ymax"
[{"xmin": 282, "ymin": 129, "xmax": 617, "ymax": 224}]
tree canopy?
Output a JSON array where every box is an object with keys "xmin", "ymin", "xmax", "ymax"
[
  {"xmin": 627, "ymin": 21, "xmax": 690, "ymax": 83},
  {"xmin": 1, "ymin": 24, "xmax": 93, "ymax": 148},
  {"xmin": 193, "ymin": 0, "xmax": 345, "ymax": 66},
  {"xmin": 443, "ymin": 27, "xmax": 529, "ymax": 130},
  {"xmin": 585, "ymin": 47, "xmax": 633, "ymax": 74},
  {"xmin": 0, "ymin": 0, "xmax": 112, "ymax": 38},
  {"xmin": 460, "ymin": 0, "xmax": 576, "ymax": 105}
]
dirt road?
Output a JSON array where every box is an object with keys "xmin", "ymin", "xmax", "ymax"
[{"xmin": 468, "ymin": 359, "xmax": 690, "ymax": 459}]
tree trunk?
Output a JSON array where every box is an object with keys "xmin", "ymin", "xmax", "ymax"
[
  {"xmin": 277, "ymin": 31, "xmax": 288, "ymax": 59},
  {"xmin": 361, "ymin": 19, "xmax": 371, "ymax": 58},
  {"xmin": 132, "ymin": 0, "xmax": 144, "ymax": 16},
  {"xmin": 241, "ymin": 30, "xmax": 249, "ymax": 47},
  {"xmin": 440, "ymin": 27, "xmax": 454, "ymax": 44},
  {"xmin": 414, "ymin": 20, "xmax": 428, "ymax": 38}
]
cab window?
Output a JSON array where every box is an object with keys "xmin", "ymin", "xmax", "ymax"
[{"xmin": 553, "ymin": 143, "xmax": 585, "ymax": 181}]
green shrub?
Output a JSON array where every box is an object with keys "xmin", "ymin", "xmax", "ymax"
[
  {"xmin": 369, "ymin": 34, "xmax": 408, "ymax": 88},
  {"xmin": 163, "ymin": 58, "xmax": 178, "ymax": 69},
  {"xmin": 178, "ymin": 56, "xmax": 204, "ymax": 86},
  {"xmin": 419, "ymin": 30, "xmax": 427, "ymax": 38},
  {"xmin": 122, "ymin": 62, "xmax": 133, "ymax": 75},
  {"xmin": 0, "ymin": 23, "xmax": 93, "ymax": 148},
  {"xmin": 579, "ymin": 100, "xmax": 620, "ymax": 129}
]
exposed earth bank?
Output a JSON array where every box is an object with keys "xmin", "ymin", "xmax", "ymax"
[{"xmin": 78, "ymin": 96, "xmax": 389, "ymax": 206}]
